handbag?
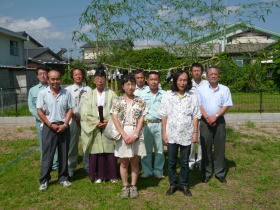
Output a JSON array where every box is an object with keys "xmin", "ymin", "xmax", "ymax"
[{"xmin": 103, "ymin": 117, "xmax": 122, "ymax": 141}]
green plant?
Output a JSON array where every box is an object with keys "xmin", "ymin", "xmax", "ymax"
[{"xmin": 246, "ymin": 120, "xmax": 256, "ymax": 128}]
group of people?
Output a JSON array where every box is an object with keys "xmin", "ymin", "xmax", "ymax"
[{"xmin": 28, "ymin": 62, "xmax": 232, "ymax": 198}]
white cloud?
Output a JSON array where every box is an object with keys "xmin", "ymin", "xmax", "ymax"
[
  {"xmin": 191, "ymin": 17, "xmax": 209, "ymax": 27},
  {"xmin": 157, "ymin": 5, "xmax": 175, "ymax": 19},
  {"xmin": 226, "ymin": 5, "xmax": 241, "ymax": 13},
  {"xmin": 0, "ymin": 16, "xmax": 65, "ymax": 41},
  {"xmin": 0, "ymin": 16, "xmax": 51, "ymax": 31},
  {"xmin": 134, "ymin": 40, "xmax": 163, "ymax": 46},
  {"xmin": 80, "ymin": 24, "xmax": 95, "ymax": 33}
]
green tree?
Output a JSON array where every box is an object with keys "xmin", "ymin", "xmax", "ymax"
[
  {"xmin": 272, "ymin": 40, "xmax": 280, "ymax": 89},
  {"xmin": 62, "ymin": 60, "xmax": 92, "ymax": 85},
  {"xmin": 73, "ymin": 0, "xmax": 279, "ymax": 60}
]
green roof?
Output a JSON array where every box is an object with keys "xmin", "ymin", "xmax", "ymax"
[{"xmin": 192, "ymin": 22, "xmax": 280, "ymax": 43}]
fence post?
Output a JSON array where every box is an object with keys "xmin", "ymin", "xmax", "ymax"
[
  {"xmin": 0, "ymin": 88, "xmax": 3, "ymax": 115},
  {"xmin": 15, "ymin": 93, "xmax": 18, "ymax": 116},
  {"xmin": 259, "ymin": 89, "xmax": 264, "ymax": 113}
]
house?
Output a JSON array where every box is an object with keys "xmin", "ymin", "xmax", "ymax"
[
  {"xmin": 81, "ymin": 39, "xmax": 134, "ymax": 61},
  {"xmin": 132, "ymin": 23, "xmax": 280, "ymax": 66},
  {"xmin": 18, "ymin": 31, "xmax": 68, "ymax": 71},
  {"xmin": 0, "ymin": 27, "xmax": 26, "ymax": 67},
  {"xmin": 0, "ymin": 27, "xmax": 29, "ymax": 91},
  {"xmin": 0, "ymin": 27, "xmax": 31, "ymax": 109},
  {"xmin": 192, "ymin": 22, "xmax": 280, "ymax": 66}
]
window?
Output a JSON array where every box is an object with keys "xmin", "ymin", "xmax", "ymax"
[
  {"xmin": 10, "ymin": 40, "xmax": 19, "ymax": 56},
  {"xmin": 235, "ymin": 59, "xmax": 244, "ymax": 67}
]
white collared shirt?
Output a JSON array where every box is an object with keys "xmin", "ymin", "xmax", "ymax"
[
  {"xmin": 158, "ymin": 90, "xmax": 201, "ymax": 146},
  {"xmin": 66, "ymin": 83, "xmax": 91, "ymax": 114},
  {"xmin": 197, "ymin": 83, "xmax": 233, "ymax": 116},
  {"xmin": 97, "ymin": 89, "xmax": 105, "ymax": 106},
  {"xmin": 37, "ymin": 86, "xmax": 73, "ymax": 123},
  {"xmin": 134, "ymin": 85, "xmax": 148, "ymax": 97},
  {"xmin": 190, "ymin": 79, "xmax": 209, "ymax": 94}
]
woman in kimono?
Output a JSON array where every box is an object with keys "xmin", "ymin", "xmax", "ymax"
[
  {"xmin": 80, "ymin": 66, "xmax": 118, "ymax": 183},
  {"xmin": 111, "ymin": 75, "xmax": 147, "ymax": 198}
]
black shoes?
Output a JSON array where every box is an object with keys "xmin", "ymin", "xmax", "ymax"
[
  {"xmin": 202, "ymin": 176, "xmax": 211, "ymax": 183},
  {"xmin": 181, "ymin": 186, "xmax": 192, "ymax": 197},
  {"xmin": 202, "ymin": 175, "xmax": 227, "ymax": 183},
  {"xmin": 166, "ymin": 186, "xmax": 177, "ymax": 195},
  {"xmin": 166, "ymin": 185, "xmax": 192, "ymax": 197},
  {"xmin": 215, "ymin": 176, "xmax": 227, "ymax": 183}
]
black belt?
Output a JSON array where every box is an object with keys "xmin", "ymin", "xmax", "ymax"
[
  {"xmin": 147, "ymin": 119, "xmax": 161, "ymax": 123},
  {"xmin": 51, "ymin": 121, "xmax": 64, "ymax": 125}
]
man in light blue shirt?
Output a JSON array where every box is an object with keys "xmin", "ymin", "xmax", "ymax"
[
  {"xmin": 134, "ymin": 69, "xmax": 148, "ymax": 97},
  {"xmin": 28, "ymin": 67, "xmax": 58, "ymax": 170},
  {"xmin": 197, "ymin": 67, "xmax": 233, "ymax": 184},
  {"xmin": 139, "ymin": 71, "xmax": 165, "ymax": 178},
  {"xmin": 37, "ymin": 69, "xmax": 73, "ymax": 191}
]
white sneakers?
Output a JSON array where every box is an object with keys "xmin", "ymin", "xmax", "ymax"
[
  {"xmin": 94, "ymin": 179, "xmax": 102, "ymax": 184},
  {"xmin": 94, "ymin": 179, "xmax": 118, "ymax": 183},
  {"xmin": 39, "ymin": 180, "xmax": 71, "ymax": 190},
  {"xmin": 39, "ymin": 181, "xmax": 48, "ymax": 191},
  {"xmin": 154, "ymin": 174, "xmax": 165, "ymax": 179},
  {"xmin": 60, "ymin": 180, "xmax": 72, "ymax": 187}
]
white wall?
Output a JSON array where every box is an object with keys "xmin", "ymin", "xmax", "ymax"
[{"xmin": 0, "ymin": 33, "xmax": 25, "ymax": 66}]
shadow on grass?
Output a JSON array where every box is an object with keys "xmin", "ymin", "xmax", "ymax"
[
  {"xmin": 70, "ymin": 168, "xmax": 88, "ymax": 182},
  {"xmin": 138, "ymin": 176, "xmax": 162, "ymax": 191},
  {"xmin": 225, "ymin": 158, "xmax": 237, "ymax": 177}
]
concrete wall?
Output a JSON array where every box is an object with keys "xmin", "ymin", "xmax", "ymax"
[
  {"xmin": 0, "ymin": 33, "xmax": 25, "ymax": 66},
  {"xmin": 0, "ymin": 68, "xmax": 37, "ymax": 108}
]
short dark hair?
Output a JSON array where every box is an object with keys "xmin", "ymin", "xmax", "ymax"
[
  {"xmin": 171, "ymin": 70, "xmax": 192, "ymax": 92},
  {"xmin": 35, "ymin": 66, "xmax": 47, "ymax": 75},
  {"xmin": 147, "ymin": 71, "xmax": 160, "ymax": 79},
  {"xmin": 70, "ymin": 67, "xmax": 85, "ymax": 80},
  {"xmin": 191, "ymin": 63, "xmax": 204, "ymax": 72},
  {"xmin": 121, "ymin": 74, "xmax": 136, "ymax": 92},
  {"xmin": 134, "ymin": 69, "xmax": 144, "ymax": 76},
  {"xmin": 94, "ymin": 64, "xmax": 106, "ymax": 77}
]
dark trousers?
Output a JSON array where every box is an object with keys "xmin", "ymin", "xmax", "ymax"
[
  {"xmin": 88, "ymin": 153, "xmax": 118, "ymax": 181},
  {"xmin": 200, "ymin": 117, "xmax": 226, "ymax": 179},
  {"xmin": 40, "ymin": 123, "xmax": 69, "ymax": 184},
  {"xmin": 168, "ymin": 143, "xmax": 191, "ymax": 188}
]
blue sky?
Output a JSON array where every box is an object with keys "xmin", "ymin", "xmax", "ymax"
[{"xmin": 0, "ymin": 0, "xmax": 279, "ymax": 58}]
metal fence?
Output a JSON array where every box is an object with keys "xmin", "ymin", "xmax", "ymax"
[
  {"xmin": 0, "ymin": 87, "xmax": 31, "ymax": 116},
  {"xmin": 0, "ymin": 88, "xmax": 279, "ymax": 116},
  {"xmin": 230, "ymin": 90, "xmax": 280, "ymax": 113}
]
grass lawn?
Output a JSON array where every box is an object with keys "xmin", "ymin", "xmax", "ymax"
[
  {"xmin": 1, "ymin": 104, "xmax": 31, "ymax": 117},
  {"xmin": 0, "ymin": 128, "xmax": 279, "ymax": 209},
  {"xmin": 1, "ymin": 92, "xmax": 280, "ymax": 116},
  {"xmin": 230, "ymin": 92, "xmax": 280, "ymax": 113}
]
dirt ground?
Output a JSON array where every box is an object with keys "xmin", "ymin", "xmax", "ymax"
[
  {"xmin": 0, "ymin": 122, "xmax": 279, "ymax": 141},
  {"xmin": 0, "ymin": 124, "xmax": 37, "ymax": 140},
  {"xmin": 228, "ymin": 122, "xmax": 280, "ymax": 141}
]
